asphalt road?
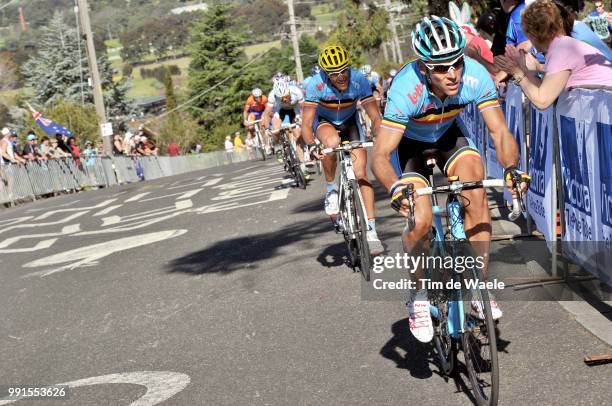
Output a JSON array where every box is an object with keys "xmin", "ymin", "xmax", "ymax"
[{"xmin": 0, "ymin": 159, "xmax": 610, "ymax": 406}]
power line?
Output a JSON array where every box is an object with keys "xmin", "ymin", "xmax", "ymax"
[{"xmin": 0, "ymin": 0, "xmax": 18, "ymax": 11}]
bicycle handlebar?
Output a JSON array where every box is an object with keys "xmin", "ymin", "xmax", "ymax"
[
  {"xmin": 321, "ymin": 141, "xmax": 374, "ymax": 154},
  {"xmin": 269, "ymin": 123, "xmax": 298, "ymax": 135},
  {"xmin": 408, "ymin": 178, "xmax": 523, "ymax": 222},
  {"xmin": 246, "ymin": 119, "xmax": 262, "ymax": 125}
]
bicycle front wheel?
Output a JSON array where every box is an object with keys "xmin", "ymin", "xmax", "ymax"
[
  {"xmin": 351, "ymin": 180, "xmax": 371, "ymax": 281},
  {"xmin": 460, "ymin": 262, "xmax": 499, "ymax": 406}
]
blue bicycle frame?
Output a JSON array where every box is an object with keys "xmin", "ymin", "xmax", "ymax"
[{"xmin": 428, "ymin": 199, "xmax": 468, "ymax": 339}]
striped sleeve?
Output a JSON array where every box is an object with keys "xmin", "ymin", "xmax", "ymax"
[
  {"xmin": 472, "ymin": 62, "xmax": 500, "ymax": 113},
  {"xmin": 381, "ymin": 82, "xmax": 411, "ymax": 134}
]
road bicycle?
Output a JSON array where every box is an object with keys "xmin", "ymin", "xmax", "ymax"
[
  {"xmin": 247, "ymin": 119, "xmax": 267, "ymax": 161},
  {"xmin": 321, "ymin": 140, "xmax": 373, "ymax": 281},
  {"xmin": 401, "ymin": 150, "xmax": 525, "ymax": 406},
  {"xmin": 270, "ymin": 123, "xmax": 307, "ymax": 189}
]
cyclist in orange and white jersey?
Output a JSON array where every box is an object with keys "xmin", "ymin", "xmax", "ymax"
[{"xmin": 243, "ymin": 88, "xmax": 269, "ymax": 150}]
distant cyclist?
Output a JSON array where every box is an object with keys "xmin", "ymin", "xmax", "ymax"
[
  {"xmin": 302, "ymin": 65, "xmax": 321, "ymax": 93},
  {"xmin": 263, "ymin": 79, "xmax": 306, "ymax": 170},
  {"xmin": 360, "ymin": 64, "xmax": 384, "ymax": 108},
  {"xmin": 243, "ymin": 88, "xmax": 269, "ymax": 153},
  {"xmin": 302, "ymin": 45, "xmax": 384, "ymax": 255},
  {"xmin": 372, "ymin": 16, "xmax": 529, "ymax": 342}
]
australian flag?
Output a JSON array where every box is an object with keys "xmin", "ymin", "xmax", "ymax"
[{"xmin": 29, "ymin": 107, "xmax": 73, "ymax": 137}]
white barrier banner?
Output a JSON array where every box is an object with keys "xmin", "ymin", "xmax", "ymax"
[
  {"xmin": 556, "ymin": 88, "xmax": 611, "ymax": 283},
  {"xmin": 528, "ymin": 105, "xmax": 555, "ymax": 242}
]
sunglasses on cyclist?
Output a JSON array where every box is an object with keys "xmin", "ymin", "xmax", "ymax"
[
  {"xmin": 328, "ymin": 67, "xmax": 350, "ymax": 79},
  {"xmin": 424, "ymin": 57, "xmax": 464, "ymax": 74}
]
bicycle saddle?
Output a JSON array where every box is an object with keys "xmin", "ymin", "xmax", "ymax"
[{"xmin": 421, "ymin": 148, "xmax": 439, "ymax": 169}]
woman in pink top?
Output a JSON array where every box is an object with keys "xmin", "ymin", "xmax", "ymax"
[{"xmin": 496, "ymin": 0, "xmax": 612, "ymax": 110}]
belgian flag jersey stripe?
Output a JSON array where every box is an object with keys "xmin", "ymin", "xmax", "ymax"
[{"xmin": 383, "ymin": 57, "xmax": 501, "ymax": 143}]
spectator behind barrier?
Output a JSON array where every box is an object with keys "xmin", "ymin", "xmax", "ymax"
[
  {"xmin": 496, "ymin": 0, "xmax": 612, "ymax": 110},
  {"xmin": 1, "ymin": 127, "xmax": 25, "ymax": 164},
  {"xmin": 497, "ymin": 0, "xmax": 545, "ymax": 78},
  {"xmin": 113, "ymin": 134, "xmax": 124, "ymax": 155},
  {"xmin": 166, "ymin": 142, "xmax": 180, "ymax": 156},
  {"xmin": 22, "ymin": 133, "xmax": 42, "ymax": 161},
  {"xmin": 555, "ymin": 0, "xmax": 612, "ymax": 61},
  {"xmin": 68, "ymin": 137, "xmax": 82, "ymax": 168},
  {"xmin": 49, "ymin": 138, "xmax": 69, "ymax": 159},
  {"xmin": 585, "ymin": 1, "xmax": 611, "ymax": 42},
  {"xmin": 39, "ymin": 136, "xmax": 53, "ymax": 160}
]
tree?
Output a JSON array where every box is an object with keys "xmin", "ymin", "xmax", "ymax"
[
  {"xmin": 43, "ymin": 101, "xmax": 100, "ymax": 142},
  {"xmin": 188, "ymin": 1, "xmax": 248, "ymax": 148},
  {"xmin": 21, "ymin": 11, "xmax": 132, "ymax": 117},
  {"xmin": 327, "ymin": 1, "xmax": 390, "ymax": 65},
  {"xmin": 0, "ymin": 53, "xmax": 19, "ymax": 91}
]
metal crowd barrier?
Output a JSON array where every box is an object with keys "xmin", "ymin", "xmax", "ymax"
[
  {"xmin": 0, "ymin": 148, "xmax": 252, "ymax": 207},
  {"xmin": 461, "ymin": 84, "xmax": 612, "ymax": 287}
]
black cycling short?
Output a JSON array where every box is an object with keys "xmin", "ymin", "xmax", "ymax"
[
  {"xmin": 391, "ymin": 122, "xmax": 481, "ymax": 183},
  {"xmin": 316, "ymin": 112, "xmax": 364, "ymax": 143},
  {"xmin": 278, "ymin": 108, "xmax": 296, "ymax": 124}
]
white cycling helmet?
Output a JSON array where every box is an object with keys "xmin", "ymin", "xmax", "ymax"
[
  {"xmin": 389, "ymin": 69, "xmax": 398, "ymax": 77},
  {"xmin": 252, "ymin": 88, "xmax": 263, "ymax": 97},
  {"xmin": 360, "ymin": 64, "xmax": 372, "ymax": 75},
  {"xmin": 412, "ymin": 16, "xmax": 466, "ymax": 63},
  {"xmin": 273, "ymin": 80, "xmax": 290, "ymax": 98}
]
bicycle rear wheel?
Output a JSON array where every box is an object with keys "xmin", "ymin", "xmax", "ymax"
[
  {"xmin": 351, "ymin": 180, "xmax": 371, "ymax": 281},
  {"xmin": 460, "ymin": 262, "xmax": 499, "ymax": 406},
  {"xmin": 339, "ymin": 186, "xmax": 358, "ymax": 268},
  {"xmin": 287, "ymin": 142, "xmax": 306, "ymax": 189}
]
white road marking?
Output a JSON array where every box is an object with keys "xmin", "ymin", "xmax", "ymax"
[
  {"xmin": 34, "ymin": 199, "xmax": 117, "ymax": 220},
  {"xmin": 167, "ymin": 180, "xmax": 207, "ymax": 190},
  {"xmin": 140, "ymin": 189, "xmax": 202, "ymax": 203},
  {"xmin": 0, "ymin": 371, "xmax": 190, "ymax": 405},
  {"xmin": 0, "ymin": 224, "xmax": 81, "ymax": 253},
  {"xmin": 125, "ymin": 192, "xmax": 151, "ymax": 202},
  {"xmin": 22, "ymin": 229, "xmax": 188, "ymax": 278},
  {"xmin": 0, "ymin": 216, "xmax": 34, "ymax": 227},
  {"xmin": 99, "ymin": 200, "xmax": 193, "ymax": 227},
  {"xmin": 202, "ymin": 178, "xmax": 223, "ymax": 187},
  {"xmin": 2, "ymin": 212, "xmax": 88, "ymax": 233},
  {"xmin": 26, "ymin": 200, "xmax": 80, "ymax": 212},
  {"xmin": 177, "ymin": 189, "xmax": 202, "ymax": 200},
  {"xmin": 268, "ymin": 188, "xmax": 290, "ymax": 201},
  {"xmin": 93, "ymin": 204, "xmax": 123, "ymax": 216}
]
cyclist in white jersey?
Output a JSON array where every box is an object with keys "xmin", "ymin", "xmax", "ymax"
[{"xmin": 263, "ymin": 80, "xmax": 306, "ymax": 167}]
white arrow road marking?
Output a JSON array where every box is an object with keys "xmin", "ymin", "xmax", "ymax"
[
  {"xmin": 34, "ymin": 199, "xmax": 117, "ymax": 220},
  {"xmin": 0, "ymin": 371, "xmax": 190, "ymax": 406},
  {"xmin": 2, "ymin": 212, "xmax": 88, "ymax": 233},
  {"xmin": 0, "ymin": 216, "xmax": 34, "ymax": 227},
  {"xmin": 22, "ymin": 229, "xmax": 187, "ymax": 278},
  {"xmin": 0, "ymin": 239, "xmax": 57, "ymax": 253},
  {"xmin": 84, "ymin": 208, "xmax": 190, "ymax": 235},
  {"xmin": 0, "ymin": 224, "xmax": 81, "ymax": 253},
  {"xmin": 99, "ymin": 200, "xmax": 193, "ymax": 228},
  {"xmin": 140, "ymin": 189, "xmax": 202, "ymax": 203},
  {"xmin": 268, "ymin": 188, "xmax": 290, "ymax": 201},
  {"xmin": 93, "ymin": 204, "xmax": 123, "ymax": 216},
  {"xmin": 201, "ymin": 177, "xmax": 223, "ymax": 187},
  {"xmin": 125, "ymin": 192, "xmax": 151, "ymax": 202}
]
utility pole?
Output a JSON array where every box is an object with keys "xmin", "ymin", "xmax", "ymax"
[
  {"xmin": 76, "ymin": 0, "xmax": 111, "ymax": 155},
  {"xmin": 287, "ymin": 0, "xmax": 304, "ymax": 82},
  {"xmin": 384, "ymin": 0, "xmax": 403, "ymax": 63}
]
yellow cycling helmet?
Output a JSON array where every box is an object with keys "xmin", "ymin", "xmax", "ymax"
[{"xmin": 318, "ymin": 45, "xmax": 350, "ymax": 73}]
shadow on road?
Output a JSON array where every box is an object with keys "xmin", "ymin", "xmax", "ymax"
[
  {"xmin": 381, "ymin": 317, "xmax": 510, "ymax": 406},
  {"xmin": 165, "ymin": 219, "xmax": 332, "ymax": 275},
  {"xmin": 316, "ymin": 242, "xmax": 350, "ymax": 269}
]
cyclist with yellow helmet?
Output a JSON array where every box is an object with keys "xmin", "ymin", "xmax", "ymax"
[{"xmin": 302, "ymin": 45, "xmax": 384, "ymax": 255}]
